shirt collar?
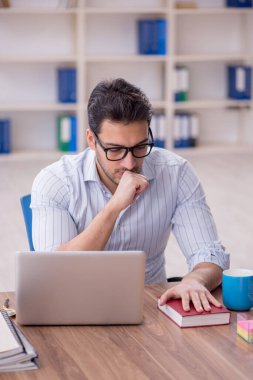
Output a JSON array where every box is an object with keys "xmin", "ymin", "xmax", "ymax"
[{"xmin": 83, "ymin": 148, "xmax": 100, "ymax": 182}]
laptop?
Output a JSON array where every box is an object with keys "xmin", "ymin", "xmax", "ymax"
[{"xmin": 15, "ymin": 251, "xmax": 146, "ymax": 326}]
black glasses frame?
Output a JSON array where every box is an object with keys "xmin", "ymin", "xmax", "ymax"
[{"xmin": 93, "ymin": 127, "xmax": 154, "ymax": 161}]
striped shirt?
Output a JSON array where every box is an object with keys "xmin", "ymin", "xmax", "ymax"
[{"xmin": 31, "ymin": 147, "xmax": 230, "ymax": 283}]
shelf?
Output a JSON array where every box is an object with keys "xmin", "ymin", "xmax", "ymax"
[
  {"xmin": 173, "ymin": 8, "xmax": 253, "ymax": 15},
  {"xmin": 83, "ymin": 100, "xmax": 167, "ymax": 110},
  {"xmin": 0, "ymin": 103, "xmax": 79, "ymax": 112},
  {"xmin": 151, "ymin": 100, "xmax": 167, "ymax": 109},
  {"xmin": 0, "ymin": 7, "xmax": 168, "ymax": 15},
  {"xmin": 85, "ymin": 55, "xmax": 167, "ymax": 63},
  {"xmin": 173, "ymin": 99, "xmax": 252, "ymax": 110},
  {"xmin": 174, "ymin": 53, "xmax": 249, "ymax": 63},
  {"xmin": 0, "ymin": 54, "xmax": 248, "ymax": 64},
  {"xmin": 84, "ymin": 8, "xmax": 168, "ymax": 14},
  {"xmin": 172, "ymin": 143, "xmax": 253, "ymax": 156},
  {"xmin": 0, "ymin": 56, "xmax": 78, "ymax": 63},
  {"xmin": 1, "ymin": 7, "xmax": 252, "ymax": 16},
  {"xmin": 0, "ymin": 8, "xmax": 78, "ymax": 15}
]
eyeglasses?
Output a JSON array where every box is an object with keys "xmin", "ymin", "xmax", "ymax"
[{"xmin": 93, "ymin": 128, "xmax": 154, "ymax": 161}]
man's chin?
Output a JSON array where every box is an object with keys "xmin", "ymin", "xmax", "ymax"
[{"xmin": 114, "ymin": 173, "xmax": 124, "ymax": 182}]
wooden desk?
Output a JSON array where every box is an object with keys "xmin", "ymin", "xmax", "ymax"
[{"xmin": 0, "ymin": 285, "xmax": 252, "ymax": 380}]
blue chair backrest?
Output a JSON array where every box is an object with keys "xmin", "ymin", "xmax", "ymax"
[{"xmin": 20, "ymin": 194, "xmax": 34, "ymax": 251}]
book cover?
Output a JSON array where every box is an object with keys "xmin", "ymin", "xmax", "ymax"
[
  {"xmin": 57, "ymin": 115, "xmax": 77, "ymax": 152},
  {"xmin": 0, "ymin": 310, "xmax": 38, "ymax": 372},
  {"xmin": 227, "ymin": 65, "xmax": 252, "ymax": 100},
  {"xmin": 175, "ymin": 66, "xmax": 189, "ymax": 102},
  {"xmin": 0, "ymin": 311, "xmax": 23, "ymax": 359},
  {"xmin": 0, "ymin": 119, "xmax": 11, "ymax": 154},
  {"xmin": 189, "ymin": 113, "xmax": 199, "ymax": 147},
  {"xmin": 57, "ymin": 67, "xmax": 77, "ymax": 103},
  {"xmin": 138, "ymin": 19, "xmax": 167, "ymax": 55},
  {"xmin": 226, "ymin": 0, "xmax": 252, "ymax": 8},
  {"xmin": 154, "ymin": 19, "xmax": 167, "ymax": 55},
  {"xmin": 158, "ymin": 299, "xmax": 231, "ymax": 328},
  {"xmin": 151, "ymin": 112, "xmax": 166, "ymax": 148},
  {"xmin": 179, "ymin": 113, "xmax": 191, "ymax": 148},
  {"xmin": 173, "ymin": 112, "xmax": 199, "ymax": 149}
]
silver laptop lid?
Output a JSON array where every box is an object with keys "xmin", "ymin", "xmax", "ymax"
[{"xmin": 16, "ymin": 251, "xmax": 146, "ymax": 326}]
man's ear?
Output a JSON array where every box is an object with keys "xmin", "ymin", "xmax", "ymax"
[{"xmin": 86, "ymin": 129, "xmax": 95, "ymax": 150}]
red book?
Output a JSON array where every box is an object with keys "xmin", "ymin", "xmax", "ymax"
[{"xmin": 158, "ymin": 299, "xmax": 231, "ymax": 328}]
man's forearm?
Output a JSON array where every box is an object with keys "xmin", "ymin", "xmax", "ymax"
[
  {"xmin": 56, "ymin": 200, "xmax": 120, "ymax": 251},
  {"xmin": 55, "ymin": 170, "xmax": 149, "ymax": 252},
  {"xmin": 182, "ymin": 262, "xmax": 223, "ymax": 291}
]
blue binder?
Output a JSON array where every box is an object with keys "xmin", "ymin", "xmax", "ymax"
[
  {"xmin": 151, "ymin": 112, "xmax": 166, "ymax": 148},
  {"xmin": 57, "ymin": 68, "xmax": 77, "ymax": 103},
  {"xmin": 0, "ymin": 119, "xmax": 11, "ymax": 154},
  {"xmin": 69, "ymin": 115, "xmax": 77, "ymax": 151},
  {"xmin": 138, "ymin": 19, "xmax": 167, "ymax": 55},
  {"xmin": 226, "ymin": 0, "xmax": 252, "ymax": 7},
  {"xmin": 173, "ymin": 112, "xmax": 199, "ymax": 149},
  {"xmin": 228, "ymin": 65, "xmax": 252, "ymax": 100}
]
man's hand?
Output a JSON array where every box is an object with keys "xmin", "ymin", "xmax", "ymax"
[
  {"xmin": 159, "ymin": 279, "xmax": 222, "ymax": 312},
  {"xmin": 159, "ymin": 262, "xmax": 224, "ymax": 313},
  {"xmin": 110, "ymin": 171, "xmax": 149, "ymax": 212}
]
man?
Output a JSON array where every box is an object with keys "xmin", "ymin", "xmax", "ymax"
[{"xmin": 31, "ymin": 78, "xmax": 230, "ymax": 312}]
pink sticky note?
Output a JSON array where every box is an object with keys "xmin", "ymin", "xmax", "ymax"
[{"xmin": 237, "ymin": 320, "xmax": 253, "ymax": 343}]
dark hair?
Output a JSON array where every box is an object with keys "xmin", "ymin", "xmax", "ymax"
[{"xmin": 87, "ymin": 78, "xmax": 152, "ymax": 134}]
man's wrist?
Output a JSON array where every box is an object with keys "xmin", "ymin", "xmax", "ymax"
[
  {"xmin": 181, "ymin": 276, "xmax": 204, "ymax": 286},
  {"xmin": 105, "ymin": 198, "xmax": 123, "ymax": 217}
]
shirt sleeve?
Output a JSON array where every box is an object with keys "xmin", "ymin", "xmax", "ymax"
[
  {"xmin": 171, "ymin": 161, "xmax": 230, "ymax": 272},
  {"xmin": 31, "ymin": 168, "xmax": 77, "ymax": 251}
]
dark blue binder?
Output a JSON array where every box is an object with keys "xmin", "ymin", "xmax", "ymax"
[
  {"xmin": 69, "ymin": 115, "xmax": 77, "ymax": 152},
  {"xmin": 154, "ymin": 19, "xmax": 167, "ymax": 55},
  {"xmin": 154, "ymin": 139, "xmax": 165, "ymax": 148},
  {"xmin": 57, "ymin": 68, "xmax": 77, "ymax": 103},
  {"xmin": 173, "ymin": 112, "xmax": 198, "ymax": 149},
  {"xmin": 138, "ymin": 19, "xmax": 167, "ymax": 55},
  {"xmin": 226, "ymin": 0, "xmax": 252, "ymax": 7},
  {"xmin": 227, "ymin": 65, "xmax": 252, "ymax": 100},
  {"xmin": 0, "ymin": 119, "xmax": 11, "ymax": 154},
  {"xmin": 138, "ymin": 20, "xmax": 151, "ymax": 54},
  {"xmin": 152, "ymin": 112, "xmax": 166, "ymax": 148}
]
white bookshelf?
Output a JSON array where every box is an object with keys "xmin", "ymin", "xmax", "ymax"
[
  {"xmin": 0, "ymin": 0, "xmax": 252, "ymax": 156},
  {"xmin": 173, "ymin": 99, "xmax": 253, "ymax": 110}
]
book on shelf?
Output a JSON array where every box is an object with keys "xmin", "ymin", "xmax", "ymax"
[
  {"xmin": 137, "ymin": 19, "xmax": 167, "ymax": 55},
  {"xmin": 0, "ymin": 310, "xmax": 38, "ymax": 372},
  {"xmin": 174, "ymin": 66, "xmax": 189, "ymax": 102},
  {"xmin": 57, "ymin": 115, "xmax": 77, "ymax": 152},
  {"xmin": 151, "ymin": 112, "xmax": 166, "ymax": 148},
  {"xmin": 0, "ymin": 119, "xmax": 11, "ymax": 154},
  {"xmin": 226, "ymin": 0, "xmax": 252, "ymax": 7},
  {"xmin": 158, "ymin": 299, "xmax": 231, "ymax": 328},
  {"xmin": 173, "ymin": 112, "xmax": 199, "ymax": 148},
  {"xmin": 57, "ymin": 67, "xmax": 77, "ymax": 103},
  {"xmin": 227, "ymin": 65, "xmax": 252, "ymax": 100}
]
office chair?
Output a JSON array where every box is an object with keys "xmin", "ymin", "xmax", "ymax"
[{"xmin": 20, "ymin": 194, "xmax": 34, "ymax": 251}]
